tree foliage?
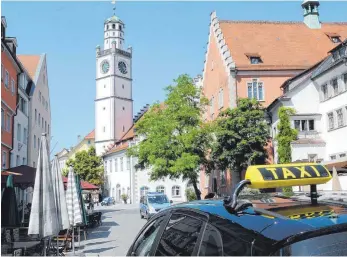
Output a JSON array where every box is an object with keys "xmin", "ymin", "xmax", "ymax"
[
  {"xmin": 65, "ymin": 146, "xmax": 104, "ymax": 185},
  {"xmin": 210, "ymin": 98, "xmax": 270, "ymax": 190},
  {"xmin": 275, "ymin": 107, "xmax": 298, "ymax": 196},
  {"xmin": 127, "ymin": 74, "xmax": 213, "ymax": 200},
  {"xmin": 275, "ymin": 107, "xmax": 298, "ymax": 164}
]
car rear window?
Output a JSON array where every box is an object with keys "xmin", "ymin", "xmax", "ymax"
[{"xmin": 280, "ymin": 231, "xmax": 347, "ymax": 256}]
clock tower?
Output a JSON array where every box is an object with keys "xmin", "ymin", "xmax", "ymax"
[{"xmin": 95, "ymin": 14, "xmax": 133, "ymax": 156}]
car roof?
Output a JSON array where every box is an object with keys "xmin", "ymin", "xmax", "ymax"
[{"xmin": 169, "ymin": 196, "xmax": 347, "ymax": 242}]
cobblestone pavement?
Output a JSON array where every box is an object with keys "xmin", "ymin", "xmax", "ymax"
[{"xmin": 72, "ymin": 204, "xmax": 147, "ymax": 256}]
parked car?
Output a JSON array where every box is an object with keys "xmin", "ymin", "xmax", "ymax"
[
  {"xmin": 140, "ymin": 192, "xmax": 173, "ymax": 219},
  {"xmin": 101, "ymin": 197, "xmax": 115, "ymax": 206}
]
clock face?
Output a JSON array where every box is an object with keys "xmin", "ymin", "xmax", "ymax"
[
  {"xmin": 118, "ymin": 61, "xmax": 127, "ymax": 75},
  {"xmin": 101, "ymin": 61, "xmax": 110, "ymax": 74}
]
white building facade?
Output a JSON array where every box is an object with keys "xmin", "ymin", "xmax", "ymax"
[
  {"xmin": 268, "ymin": 41, "xmax": 347, "ymax": 189},
  {"xmin": 95, "ymin": 15, "xmax": 133, "ymax": 156},
  {"xmin": 18, "ymin": 54, "xmax": 51, "ymax": 168},
  {"xmin": 103, "ymin": 138, "xmax": 189, "ymax": 204},
  {"xmin": 10, "ymin": 68, "xmax": 34, "ymax": 167}
]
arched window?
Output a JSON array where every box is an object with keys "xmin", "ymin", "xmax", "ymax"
[
  {"xmin": 107, "ymin": 25, "xmax": 109, "ymax": 30},
  {"xmin": 140, "ymin": 186, "xmax": 149, "ymax": 197},
  {"xmin": 156, "ymin": 185, "xmax": 165, "ymax": 194},
  {"xmin": 172, "ymin": 185, "xmax": 181, "ymax": 197},
  {"xmin": 112, "ymin": 24, "xmax": 115, "ymax": 29}
]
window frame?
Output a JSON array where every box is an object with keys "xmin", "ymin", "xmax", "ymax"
[
  {"xmin": 171, "ymin": 185, "xmax": 181, "ymax": 197},
  {"xmin": 127, "ymin": 211, "xmax": 170, "ymax": 256},
  {"xmin": 6, "ymin": 113, "xmax": 11, "ymax": 132},
  {"xmin": 337, "ymin": 109, "xmax": 344, "ymax": 127},
  {"xmin": 156, "ymin": 185, "xmax": 165, "ymax": 194},
  {"xmin": 1, "ymin": 108, "xmax": 5, "ymax": 130},
  {"xmin": 331, "ymin": 78, "xmax": 339, "ymax": 96},
  {"xmin": 328, "ymin": 112, "xmax": 334, "ymax": 130},
  {"xmin": 247, "ymin": 78, "xmax": 265, "ymax": 101},
  {"xmin": 5, "ymin": 70, "xmax": 9, "ymax": 88},
  {"xmin": 2, "ymin": 151, "xmax": 7, "ymax": 169},
  {"xmin": 11, "ymin": 78, "xmax": 15, "ymax": 95}
]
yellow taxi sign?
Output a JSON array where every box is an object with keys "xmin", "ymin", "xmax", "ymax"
[{"xmin": 245, "ymin": 163, "xmax": 331, "ymax": 189}]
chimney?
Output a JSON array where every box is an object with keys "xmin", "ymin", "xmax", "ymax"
[{"xmin": 302, "ymin": 0, "xmax": 321, "ymax": 29}]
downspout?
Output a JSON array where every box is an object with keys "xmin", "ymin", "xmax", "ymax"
[{"xmin": 10, "ymin": 72, "xmax": 21, "ymax": 168}]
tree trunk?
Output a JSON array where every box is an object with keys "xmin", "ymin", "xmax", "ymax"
[{"xmin": 191, "ymin": 180, "xmax": 201, "ymax": 200}]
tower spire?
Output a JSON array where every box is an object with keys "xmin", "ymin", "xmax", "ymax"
[{"xmin": 111, "ymin": 0, "xmax": 116, "ymax": 16}]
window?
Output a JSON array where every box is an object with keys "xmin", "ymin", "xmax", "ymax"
[
  {"xmin": 140, "ymin": 186, "xmax": 149, "ymax": 197},
  {"xmin": 22, "ymin": 158, "xmax": 26, "ymax": 165},
  {"xmin": 220, "ymin": 170, "xmax": 226, "ymax": 186},
  {"xmin": 16, "ymin": 155, "xmax": 20, "ymax": 166},
  {"xmin": 11, "ymin": 79, "xmax": 15, "ymax": 95},
  {"xmin": 104, "ymin": 161, "xmax": 108, "ymax": 174},
  {"xmin": 332, "ymin": 78, "xmax": 339, "ymax": 96},
  {"xmin": 39, "ymin": 91, "xmax": 41, "ymax": 101},
  {"xmin": 343, "ymin": 73, "xmax": 347, "ymax": 90},
  {"xmin": 45, "ymin": 101, "xmax": 48, "ymax": 110},
  {"xmin": 218, "ymin": 88, "xmax": 224, "ymax": 108},
  {"xmin": 6, "ymin": 113, "xmax": 10, "ymax": 131},
  {"xmin": 119, "ymin": 25, "xmax": 122, "ymax": 31},
  {"xmin": 38, "ymin": 137, "xmax": 40, "ymax": 148},
  {"xmin": 330, "ymin": 155, "xmax": 336, "ymax": 160},
  {"xmin": 122, "ymin": 126, "xmax": 125, "ymax": 132},
  {"xmin": 131, "ymin": 217, "xmax": 165, "ymax": 256},
  {"xmin": 1, "ymin": 109, "xmax": 4, "ymax": 130},
  {"xmin": 115, "ymin": 158, "xmax": 118, "ymax": 172},
  {"xmin": 120, "ymin": 157, "xmax": 123, "ymax": 171},
  {"xmin": 328, "ymin": 112, "xmax": 335, "ymax": 130},
  {"xmin": 33, "ymin": 161, "xmax": 35, "ymax": 167},
  {"xmin": 156, "ymin": 185, "xmax": 165, "ymax": 193},
  {"xmin": 322, "ymin": 84, "xmax": 328, "ymax": 100},
  {"xmin": 42, "ymin": 96, "xmax": 45, "ymax": 105},
  {"xmin": 247, "ymin": 79, "xmax": 264, "ymax": 100},
  {"xmin": 331, "ymin": 36, "xmax": 341, "ymax": 43},
  {"xmin": 35, "ymin": 109, "xmax": 37, "ymax": 123},
  {"xmin": 294, "ymin": 119, "xmax": 315, "ymax": 132},
  {"xmin": 2, "ymin": 151, "xmax": 7, "ymax": 169},
  {"xmin": 17, "ymin": 123, "xmax": 21, "ymax": 141},
  {"xmin": 48, "ymin": 124, "xmax": 50, "ymax": 135},
  {"xmin": 110, "ymin": 159, "xmax": 113, "ymax": 173},
  {"xmin": 337, "ymin": 109, "xmax": 344, "ymax": 127},
  {"xmin": 5, "ymin": 70, "xmax": 9, "ymax": 88},
  {"xmin": 34, "ymin": 135, "xmax": 37, "ymax": 148},
  {"xmin": 112, "ymin": 24, "xmax": 115, "ymax": 29},
  {"xmin": 127, "ymin": 157, "xmax": 130, "ymax": 170},
  {"xmin": 250, "ymin": 56, "xmax": 262, "ymax": 64},
  {"xmin": 210, "ymin": 96, "xmax": 214, "ymax": 114},
  {"xmin": 45, "ymin": 121, "xmax": 47, "ymax": 132},
  {"xmin": 172, "ymin": 185, "xmax": 181, "ymax": 197},
  {"xmin": 42, "ymin": 117, "xmax": 44, "ymax": 129},
  {"xmin": 1, "ymin": 63, "xmax": 3, "ymax": 81},
  {"xmin": 23, "ymin": 128, "xmax": 27, "ymax": 144},
  {"xmin": 155, "ymin": 213, "xmax": 203, "ymax": 256},
  {"xmin": 123, "ymin": 106, "xmax": 125, "ymax": 110},
  {"xmin": 199, "ymin": 224, "xmax": 223, "ymax": 256},
  {"xmin": 340, "ymin": 153, "xmax": 346, "ymax": 158},
  {"xmin": 38, "ymin": 113, "xmax": 41, "ymax": 125}
]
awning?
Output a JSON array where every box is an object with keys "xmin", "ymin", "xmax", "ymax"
[
  {"xmin": 1, "ymin": 165, "xmax": 36, "ymax": 189},
  {"xmin": 62, "ymin": 176, "xmax": 99, "ymax": 190},
  {"xmin": 324, "ymin": 157, "xmax": 347, "ymax": 170}
]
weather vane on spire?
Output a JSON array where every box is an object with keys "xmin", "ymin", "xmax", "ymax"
[{"xmin": 111, "ymin": 0, "xmax": 116, "ymax": 15}]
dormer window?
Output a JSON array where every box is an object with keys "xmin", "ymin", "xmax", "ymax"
[
  {"xmin": 325, "ymin": 32, "xmax": 341, "ymax": 43},
  {"xmin": 245, "ymin": 53, "xmax": 262, "ymax": 64}
]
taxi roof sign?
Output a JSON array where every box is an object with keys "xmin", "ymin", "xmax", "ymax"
[{"xmin": 245, "ymin": 163, "xmax": 332, "ymax": 189}]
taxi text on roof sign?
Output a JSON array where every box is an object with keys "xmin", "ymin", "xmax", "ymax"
[{"xmin": 245, "ymin": 163, "xmax": 332, "ymax": 189}]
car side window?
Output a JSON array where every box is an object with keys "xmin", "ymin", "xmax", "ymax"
[
  {"xmin": 199, "ymin": 224, "xmax": 223, "ymax": 256},
  {"xmin": 155, "ymin": 213, "xmax": 204, "ymax": 256},
  {"xmin": 131, "ymin": 216, "xmax": 165, "ymax": 256}
]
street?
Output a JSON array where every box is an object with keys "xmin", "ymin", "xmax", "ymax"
[{"xmin": 80, "ymin": 204, "xmax": 146, "ymax": 256}]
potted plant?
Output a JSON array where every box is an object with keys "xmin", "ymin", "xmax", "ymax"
[{"xmin": 121, "ymin": 194, "xmax": 129, "ymax": 204}]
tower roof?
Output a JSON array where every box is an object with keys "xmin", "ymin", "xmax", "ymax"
[{"xmin": 104, "ymin": 15, "xmax": 124, "ymax": 24}]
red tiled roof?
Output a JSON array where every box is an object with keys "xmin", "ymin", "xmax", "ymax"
[
  {"xmin": 62, "ymin": 176, "xmax": 99, "ymax": 190},
  {"xmin": 85, "ymin": 129, "xmax": 95, "ymax": 139},
  {"xmin": 17, "ymin": 55, "xmax": 41, "ymax": 80},
  {"xmin": 219, "ymin": 21, "xmax": 347, "ymax": 70},
  {"xmin": 106, "ymin": 142, "xmax": 129, "ymax": 155}
]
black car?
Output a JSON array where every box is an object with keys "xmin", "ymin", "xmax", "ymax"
[{"xmin": 127, "ymin": 163, "xmax": 347, "ymax": 256}]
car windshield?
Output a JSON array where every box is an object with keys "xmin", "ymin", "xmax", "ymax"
[
  {"xmin": 280, "ymin": 231, "xmax": 347, "ymax": 256},
  {"xmin": 147, "ymin": 195, "xmax": 169, "ymax": 204}
]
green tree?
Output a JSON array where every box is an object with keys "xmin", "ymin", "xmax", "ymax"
[
  {"xmin": 210, "ymin": 98, "xmax": 270, "ymax": 192},
  {"xmin": 65, "ymin": 146, "xmax": 104, "ymax": 185},
  {"xmin": 275, "ymin": 107, "xmax": 298, "ymax": 164},
  {"xmin": 127, "ymin": 74, "xmax": 213, "ymax": 200},
  {"xmin": 275, "ymin": 107, "xmax": 298, "ymax": 196}
]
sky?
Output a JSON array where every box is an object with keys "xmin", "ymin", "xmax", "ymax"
[{"xmin": 2, "ymin": 1, "xmax": 347, "ymax": 156}]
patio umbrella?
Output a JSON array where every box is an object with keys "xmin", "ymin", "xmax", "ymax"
[
  {"xmin": 51, "ymin": 157, "xmax": 69, "ymax": 231},
  {"xmin": 1, "ymin": 175, "xmax": 20, "ymax": 227},
  {"xmin": 28, "ymin": 133, "xmax": 60, "ymax": 254},
  {"xmin": 66, "ymin": 167, "xmax": 83, "ymax": 254},
  {"xmin": 332, "ymin": 166, "xmax": 342, "ymax": 191},
  {"xmin": 75, "ymin": 174, "xmax": 88, "ymax": 226}
]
